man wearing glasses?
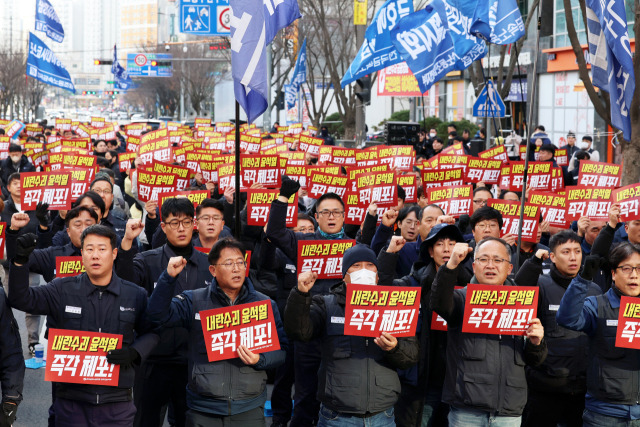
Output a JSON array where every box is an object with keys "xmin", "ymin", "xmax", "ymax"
[
  {"xmin": 266, "ymin": 177, "xmax": 352, "ymax": 427},
  {"xmin": 558, "ymin": 242, "xmax": 640, "ymax": 426},
  {"xmin": 90, "ymin": 176, "xmax": 128, "ymax": 239},
  {"xmin": 147, "ymin": 238, "xmax": 287, "ymax": 426},
  {"xmin": 117, "ymin": 197, "xmax": 213, "ymax": 427},
  {"xmin": 431, "ymin": 237, "xmax": 547, "ymax": 427}
]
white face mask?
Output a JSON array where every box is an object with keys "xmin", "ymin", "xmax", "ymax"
[
  {"xmin": 578, "ymin": 141, "xmax": 591, "ymax": 150},
  {"xmin": 429, "ymin": 132, "xmax": 437, "ymax": 138},
  {"xmin": 347, "ymin": 268, "xmax": 377, "ymax": 286}
]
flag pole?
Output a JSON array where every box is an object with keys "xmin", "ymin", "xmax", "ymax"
[
  {"xmin": 234, "ymin": 101, "xmax": 241, "ymax": 239},
  {"xmin": 514, "ymin": 4, "xmax": 541, "ymax": 273}
]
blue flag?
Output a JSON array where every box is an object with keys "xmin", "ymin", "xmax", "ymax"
[
  {"xmin": 35, "ymin": 0, "xmax": 64, "ymax": 43},
  {"xmin": 285, "ymin": 38, "xmax": 307, "ymax": 109},
  {"xmin": 391, "ymin": 0, "xmax": 456, "ymax": 93},
  {"xmin": 230, "ymin": 0, "xmax": 301, "ymax": 123},
  {"xmin": 586, "ymin": 0, "xmax": 634, "ymax": 140},
  {"xmin": 26, "ymin": 32, "xmax": 75, "ymax": 93},
  {"xmin": 341, "ymin": 0, "xmax": 413, "ymax": 88},
  {"xmin": 111, "ymin": 45, "xmax": 135, "ymax": 91},
  {"xmin": 470, "ymin": 0, "xmax": 525, "ymax": 45},
  {"xmin": 442, "ymin": 0, "xmax": 487, "ymax": 71}
]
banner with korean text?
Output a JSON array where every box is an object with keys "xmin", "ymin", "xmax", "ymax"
[
  {"xmin": 297, "ymin": 240, "xmax": 356, "ymax": 279},
  {"xmin": 45, "ymin": 329, "xmax": 122, "ymax": 386},
  {"xmin": 56, "ymin": 256, "xmax": 85, "ymax": 277},
  {"xmin": 21, "ymin": 171, "xmax": 72, "ymax": 210},
  {"xmin": 246, "ymin": 190, "xmax": 298, "ymax": 226},
  {"xmin": 198, "ymin": 300, "xmax": 280, "ymax": 362},
  {"xmin": 344, "ymin": 284, "xmax": 420, "ymax": 337},
  {"xmin": 462, "ymin": 284, "xmax": 538, "ymax": 335},
  {"xmin": 616, "ymin": 296, "xmax": 640, "ymax": 349}
]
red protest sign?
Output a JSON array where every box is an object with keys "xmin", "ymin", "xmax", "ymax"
[
  {"xmin": 159, "ymin": 190, "xmax": 210, "ymax": 211},
  {"xmin": 613, "ymin": 184, "xmax": 640, "ymax": 222},
  {"xmin": 118, "ymin": 152, "xmax": 137, "ymax": 172},
  {"xmin": 307, "ymin": 173, "xmax": 348, "ymax": 199},
  {"xmin": 555, "ymin": 148, "xmax": 569, "ymax": 167},
  {"xmin": 578, "ymin": 161, "xmax": 622, "ymax": 188},
  {"xmin": 284, "ymin": 165, "xmax": 308, "ymax": 188},
  {"xmin": 21, "ymin": 171, "xmax": 72, "ymax": 210},
  {"xmin": 421, "ymin": 167, "xmax": 465, "ymax": 189},
  {"xmin": 240, "ymin": 155, "xmax": 282, "ymax": 188},
  {"xmin": 246, "ymin": 189, "xmax": 298, "ymax": 226},
  {"xmin": 240, "ymin": 133, "xmax": 262, "ymax": 153},
  {"xmin": 376, "ymin": 145, "xmax": 415, "ymax": 171},
  {"xmin": 528, "ymin": 191, "xmax": 568, "ymax": 228},
  {"xmin": 479, "ymin": 145, "xmax": 509, "ymax": 163},
  {"xmin": 330, "ymin": 147, "xmax": 358, "ymax": 166},
  {"xmin": 431, "ymin": 286, "xmax": 464, "ymax": 331},
  {"xmin": 135, "ymin": 170, "xmax": 179, "ymax": 203},
  {"xmin": 462, "ymin": 284, "xmax": 538, "ymax": 335},
  {"xmin": 354, "ymin": 171, "xmax": 398, "ymax": 208},
  {"xmin": 616, "ymin": 296, "xmax": 640, "ymax": 349},
  {"xmin": 56, "ymin": 256, "xmax": 85, "ymax": 277},
  {"xmin": 45, "ymin": 328, "xmax": 122, "ymax": 386},
  {"xmin": 397, "ymin": 174, "xmax": 417, "ymax": 203},
  {"xmin": 297, "ymin": 240, "xmax": 356, "ymax": 279},
  {"xmin": 299, "ymin": 134, "xmax": 324, "ymax": 155},
  {"xmin": 152, "ymin": 162, "xmax": 190, "ymax": 191},
  {"xmin": 465, "ymin": 158, "xmax": 502, "ymax": 184},
  {"xmin": 565, "ymin": 186, "xmax": 612, "ymax": 222},
  {"xmin": 488, "ymin": 199, "xmax": 540, "ymax": 242},
  {"xmin": 427, "ymin": 185, "xmax": 473, "ymax": 218},
  {"xmin": 509, "ymin": 162, "xmax": 553, "ymax": 192},
  {"xmin": 198, "ymin": 300, "xmax": 280, "ymax": 362},
  {"xmin": 344, "ymin": 284, "xmax": 420, "ymax": 337}
]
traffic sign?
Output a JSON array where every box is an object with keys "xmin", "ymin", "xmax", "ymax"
[
  {"xmin": 473, "ymin": 80, "xmax": 506, "ymax": 118},
  {"xmin": 180, "ymin": 0, "xmax": 230, "ymax": 36},
  {"xmin": 126, "ymin": 53, "xmax": 173, "ymax": 78}
]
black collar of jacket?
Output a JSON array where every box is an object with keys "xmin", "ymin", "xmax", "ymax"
[
  {"xmin": 209, "ymin": 276, "xmax": 258, "ymax": 306},
  {"xmin": 82, "ymin": 271, "xmax": 122, "ymax": 296},
  {"xmin": 470, "ymin": 275, "xmax": 516, "ymax": 286}
]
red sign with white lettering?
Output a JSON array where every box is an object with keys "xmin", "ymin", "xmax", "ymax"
[{"xmin": 297, "ymin": 240, "xmax": 356, "ymax": 279}]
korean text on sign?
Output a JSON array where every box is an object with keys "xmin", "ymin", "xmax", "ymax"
[
  {"xmin": 56, "ymin": 256, "xmax": 85, "ymax": 277},
  {"xmin": 297, "ymin": 240, "xmax": 356, "ymax": 280},
  {"xmin": 21, "ymin": 171, "xmax": 72, "ymax": 210},
  {"xmin": 199, "ymin": 300, "xmax": 280, "ymax": 362},
  {"xmin": 616, "ymin": 296, "xmax": 640, "ymax": 349},
  {"xmin": 45, "ymin": 328, "xmax": 122, "ymax": 387},
  {"xmin": 462, "ymin": 284, "xmax": 539, "ymax": 336},
  {"xmin": 344, "ymin": 284, "xmax": 421, "ymax": 337}
]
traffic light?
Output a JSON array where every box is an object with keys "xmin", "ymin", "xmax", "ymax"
[
  {"xmin": 151, "ymin": 60, "xmax": 172, "ymax": 67},
  {"xmin": 94, "ymin": 59, "xmax": 113, "ymax": 65},
  {"xmin": 82, "ymin": 91, "xmax": 87, "ymax": 95},
  {"xmin": 355, "ymin": 75, "xmax": 371, "ymax": 105},
  {"xmin": 209, "ymin": 39, "xmax": 230, "ymax": 50},
  {"xmin": 276, "ymin": 91, "xmax": 285, "ymax": 110}
]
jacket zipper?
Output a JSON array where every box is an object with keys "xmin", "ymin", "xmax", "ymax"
[
  {"xmin": 365, "ymin": 338, "xmax": 370, "ymax": 413},
  {"xmin": 98, "ymin": 291, "xmax": 103, "ymax": 333}
]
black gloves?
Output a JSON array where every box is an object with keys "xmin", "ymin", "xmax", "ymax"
[
  {"xmin": 35, "ymin": 202, "xmax": 51, "ymax": 228},
  {"xmin": 457, "ymin": 214, "xmax": 470, "ymax": 234},
  {"xmin": 581, "ymin": 255, "xmax": 603, "ymax": 281},
  {"xmin": 14, "ymin": 233, "xmax": 37, "ymax": 265},
  {"xmin": 0, "ymin": 402, "xmax": 17, "ymax": 427},
  {"xmin": 106, "ymin": 347, "xmax": 140, "ymax": 369},
  {"xmin": 279, "ymin": 175, "xmax": 300, "ymax": 199}
]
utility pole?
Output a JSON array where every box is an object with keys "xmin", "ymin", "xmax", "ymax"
[{"xmin": 355, "ymin": 24, "xmax": 366, "ymax": 145}]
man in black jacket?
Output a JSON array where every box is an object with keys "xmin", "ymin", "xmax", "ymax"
[
  {"xmin": 116, "ymin": 197, "xmax": 212, "ymax": 427},
  {"xmin": 266, "ymin": 179, "xmax": 352, "ymax": 426},
  {"xmin": 0, "ymin": 286, "xmax": 24, "ymax": 427},
  {"xmin": 8, "ymin": 225, "xmax": 158, "ymax": 426},
  {"xmin": 285, "ymin": 244, "xmax": 419, "ymax": 425},
  {"xmin": 0, "ymin": 144, "xmax": 34, "ymax": 198},
  {"xmin": 516, "ymin": 230, "xmax": 601, "ymax": 427},
  {"xmin": 431, "ymin": 237, "xmax": 547, "ymax": 426}
]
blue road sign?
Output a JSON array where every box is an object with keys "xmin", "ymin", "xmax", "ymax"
[
  {"xmin": 473, "ymin": 80, "xmax": 506, "ymax": 118},
  {"xmin": 126, "ymin": 53, "xmax": 173, "ymax": 78},
  {"xmin": 180, "ymin": 0, "xmax": 230, "ymax": 36}
]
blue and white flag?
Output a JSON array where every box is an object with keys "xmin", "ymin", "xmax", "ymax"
[
  {"xmin": 111, "ymin": 45, "xmax": 135, "ymax": 91},
  {"xmin": 586, "ymin": 0, "xmax": 635, "ymax": 140},
  {"xmin": 442, "ymin": 0, "xmax": 487, "ymax": 71},
  {"xmin": 285, "ymin": 38, "xmax": 307, "ymax": 109},
  {"xmin": 35, "ymin": 0, "xmax": 64, "ymax": 43},
  {"xmin": 26, "ymin": 32, "xmax": 75, "ymax": 93},
  {"xmin": 230, "ymin": 0, "xmax": 301, "ymax": 123},
  {"xmin": 470, "ymin": 0, "xmax": 525, "ymax": 45},
  {"xmin": 391, "ymin": 0, "xmax": 456, "ymax": 93},
  {"xmin": 341, "ymin": 0, "xmax": 413, "ymax": 88}
]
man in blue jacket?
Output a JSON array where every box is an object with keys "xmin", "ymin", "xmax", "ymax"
[
  {"xmin": 146, "ymin": 237, "xmax": 287, "ymax": 426},
  {"xmin": 557, "ymin": 242, "xmax": 640, "ymax": 426}
]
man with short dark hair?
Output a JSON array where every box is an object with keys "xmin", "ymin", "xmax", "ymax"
[
  {"xmin": 431, "ymin": 237, "xmax": 547, "ymax": 426},
  {"xmin": 8, "ymin": 225, "xmax": 158, "ymax": 426},
  {"xmin": 0, "ymin": 144, "xmax": 34, "ymax": 198},
  {"xmin": 117, "ymin": 197, "xmax": 212, "ymax": 427},
  {"xmin": 568, "ymin": 135, "xmax": 599, "ymax": 171},
  {"xmin": 517, "ymin": 230, "xmax": 601, "ymax": 427},
  {"xmin": 89, "ymin": 176, "xmax": 128, "ymax": 239},
  {"xmin": 147, "ymin": 237, "xmax": 287, "ymax": 425}
]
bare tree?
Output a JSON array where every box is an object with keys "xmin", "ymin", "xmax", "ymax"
[
  {"xmin": 563, "ymin": 0, "xmax": 640, "ymax": 185},
  {"xmin": 0, "ymin": 52, "xmax": 26, "ymax": 118}
]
